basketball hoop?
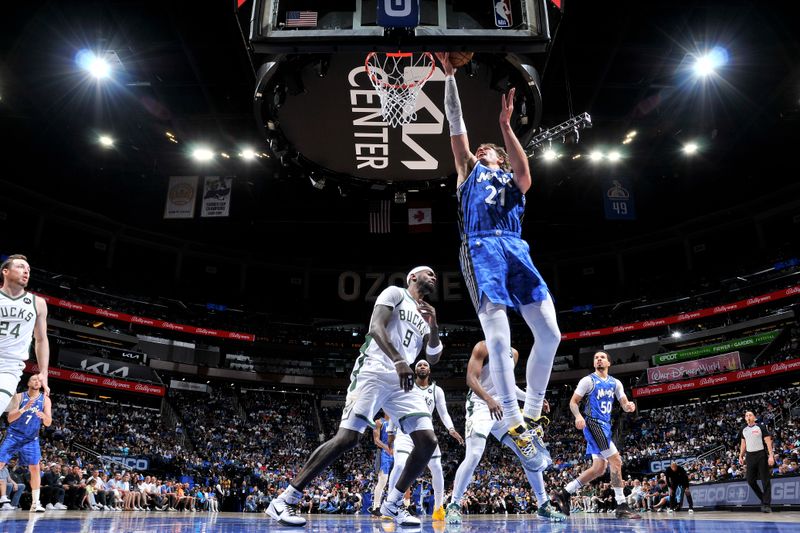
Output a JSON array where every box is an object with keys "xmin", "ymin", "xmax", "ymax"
[{"xmin": 365, "ymin": 52, "xmax": 436, "ymax": 128}]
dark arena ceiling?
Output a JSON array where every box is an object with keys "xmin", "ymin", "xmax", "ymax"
[{"xmin": 1, "ymin": 0, "xmax": 798, "ymax": 314}]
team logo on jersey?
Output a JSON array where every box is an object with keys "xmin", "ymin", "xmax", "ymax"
[{"xmin": 23, "ymin": 297, "xmax": 31, "ymax": 304}]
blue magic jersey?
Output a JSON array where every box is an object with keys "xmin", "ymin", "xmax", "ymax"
[
  {"xmin": 9, "ymin": 391, "xmax": 45, "ymax": 440},
  {"xmin": 577, "ymin": 374, "xmax": 623, "ymax": 423},
  {"xmin": 457, "ymin": 161, "xmax": 525, "ymax": 238}
]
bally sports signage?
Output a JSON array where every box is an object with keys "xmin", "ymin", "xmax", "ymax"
[
  {"xmin": 277, "ymin": 54, "xmax": 512, "ymax": 181},
  {"xmin": 25, "ymin": 362, "xmax": 166, "ymax": 397},
  {"xmin": 35, "ymin": 293, "xmax": 255, "ymax": 342},
  {"xmin": 632, "ymin": 357, "xmax": 800, "ymax": 398}
]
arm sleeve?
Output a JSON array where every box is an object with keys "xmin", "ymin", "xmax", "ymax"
[
  {"xmin": 375, "ymin": 286, "xmax": 404, "ymax": 309},
  {"xmin": 574, "ymin": 376, "xmax": 593, "ymax": 397},
  {"xmin": 434, "ymin": 387, "xmax": 455, "ymax": 430},
  {"xmin": 614, "ymin": 379, "xmax": 626, "ymax": 401},
  {"xmin": 444, "ymin": 76, "xmax": 467, "ymax": 137}
]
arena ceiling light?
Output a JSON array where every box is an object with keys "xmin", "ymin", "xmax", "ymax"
[
  {"xmin": 692, "ymin": 47, "xmax": 729, "ymax": 78},
  {"xmin": 192, "ymin": 147, "xmax": 214, "ymax": 162},
  {"xmin": 589, "ymin": 150, "xmax": 604, "ymax": 162},
  {"xmin": 98, "ymin": 135, "xmax": 114, "ymax": 147},
  {"xmin": 240, "ymin": 148, "xmax": 257, "ymax": 160},
  {"xmin": 607, "ymin": 150, "xmax": 622, "ymax": 163},
  {"xmin": 76, "ymin": 50, "xmax": 112, "ymax": 79},
  {"xmin": 683, "ymin": 142, "xmax": 699, "ymax": 155},
  {"xmin": 542, "ymin": 148, "xmax": 558, "ymax": 162}
]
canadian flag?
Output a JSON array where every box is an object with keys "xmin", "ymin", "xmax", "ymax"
[{"xmin": 408, "ymin": 204, "xmax": 432, "ymax": 233}]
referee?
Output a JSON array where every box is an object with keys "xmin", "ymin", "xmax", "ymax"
[{"xmin": 738, "ymin": 410, "xmax": 775, "ymax": 513}]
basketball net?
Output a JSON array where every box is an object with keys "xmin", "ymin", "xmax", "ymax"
[{"xmin": 365, "ymin": 52, "xmax": 435, "ymax": 128}]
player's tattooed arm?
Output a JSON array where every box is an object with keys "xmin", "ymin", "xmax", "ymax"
[{"xmin": 5, "ymin": 393, "xmax": 24, "ymax": 423}]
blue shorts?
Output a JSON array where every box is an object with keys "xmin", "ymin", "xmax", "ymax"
[
  {"xmin": 460, "ymin": 233, "xmax": 549, "ymax": 312},
  {"xmin": 380, "ymin": 453, "xmax": 394, "ymax": 474},
  {"xmin": 583, "ymin": 417, "xmax": 616, "ymax": 458},
  {"xmin": 0, "ymin": 433, "xmax": 41, "ymax": 465}
]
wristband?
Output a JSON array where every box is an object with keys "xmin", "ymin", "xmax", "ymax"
[
  {"xmin": 393, "ymin": 360, "xmax": 407, "ymax": 367},
  {"xmin": 427, "ymin": 342, "xmax": 444, "ymax": 355}
]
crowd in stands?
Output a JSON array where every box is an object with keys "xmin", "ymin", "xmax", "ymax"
[{"xmin": 0, "ymin": 377, "xmax": 798, "ymax": 514}]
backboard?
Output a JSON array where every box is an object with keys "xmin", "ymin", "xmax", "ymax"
[{"xmin": 248, "ymin": 0, "xmax": 555, "ymax": 185}]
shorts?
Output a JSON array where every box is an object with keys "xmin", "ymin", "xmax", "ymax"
[
  {"xmin": 380, "ymin": 452, "xmax": 394, "ymax": 474},
  {"xmin": 464, "ymin": 398, "xmax": 551, "ymax": 471},
  {"xmin": 0, "ymin": 359, "xmax": 25, "ymax": 411},
  {"xmin": 340, "ymin": 356, "xmax": 433, "ymax": 435},
  {"xmin": 583, "ymin": 417, "xmax": 618, "ymax": 459},
  {"xmin": 459, "ymin": 234, "xmax": 549, "ymax": 312},
  {"xmin": 0, "ymin": 433, "xmax": 41, "ymax": 465},
  {"xmin": 464, "ymin": 398, "xmax": 507, "ymax": 443},
  {"xmin": 393, "ymin": 431, "xmax": 442, "ymax": 460}
]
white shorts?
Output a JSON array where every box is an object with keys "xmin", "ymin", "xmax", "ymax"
[
  {"xmin": 393, "ymin": 432, "xmax": 442, "ymax": 459},
  {"xmin": 0, "ymin": 359, "xmax": 25, "ymax": 413},
  {"xmin": 340, "ymin": 357, "xmax": 433, "ymax": 434},
  {"xmin": 464, "ymin": 398, "xmax": 506, "ymax": 442}
]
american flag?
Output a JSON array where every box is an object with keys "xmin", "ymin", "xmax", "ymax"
[
  {"xmin": 369, "ymin": 200, "xmax": 391, "ymax": 234},
  {"xmin": 286, "ymin": 10, "xmax": 318, "ymax": 28}
]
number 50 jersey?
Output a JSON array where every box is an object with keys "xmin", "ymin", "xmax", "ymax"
[{"xmin": 575, "ymin": 373, "xmax": 624, "ymax": 424}]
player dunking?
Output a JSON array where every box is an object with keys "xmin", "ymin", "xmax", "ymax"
[
  {"xmin": 268, "ymin": 266, "xmax": 443, "ymax": 527},
  {"xmin": 556, "ymin": 351, "xmax": 640, "ymax": 519},
  {"xmin": 436, "ymin": 54, "xmax": 561, "ymax": 456},
  {"xmin": 386, "ymin": 359, "xmax": 464, "ymax": 521},
  {"xmin": 0, "ymin": 255, "xmax": 50, "ymax": 412},
  {"xmin": 0, "ymin": 374, "xmax": 52, "ymax": 512},
  {"xmin": 446, "ymin": 341, "xmax": 563, "ymax": 524}
]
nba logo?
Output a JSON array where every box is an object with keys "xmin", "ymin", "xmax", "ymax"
[{"xmin": 494, "ymin": 0, "xmax": 513, "ymax": 28}]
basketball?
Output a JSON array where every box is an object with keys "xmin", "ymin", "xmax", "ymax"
[{"xmin": 449, "ymin": 51, "xmax": 474, "ymax": 68}]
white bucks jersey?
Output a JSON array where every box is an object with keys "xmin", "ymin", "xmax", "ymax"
[
  {"xmin": 466, "ymin": 362, "xmax": 496, "ymax": 409},
  {"xmin": 0, "ymin": 291, "xmax": 37, "ymax": 361},
  {"xmin": 363, "ymin": 286, "xmax": 430, "ymax": 370}
]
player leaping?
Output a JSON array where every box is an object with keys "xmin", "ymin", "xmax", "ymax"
[{"xmin": 437, "ymin": 53, "xmax": 561, "ymax": 457}]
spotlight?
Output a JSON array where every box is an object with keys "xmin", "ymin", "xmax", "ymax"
[
  {"xmin": 626, "ymin": 130, "xmax": 637, "ymax": 138},
  {"xmin": 240, "ymin": 148, "xmax": 257, "ymax": 160},
  {"xmin": 192, "ymin": 148, "xmax": 214, "ymax": 162},
  {"xmin": 98, "ymin": 135, "xmax": 114, "ymax": 147},
  {"xmin": 671, "ymin": 331, "xmax": 682, "ymax": 338},
  {"xmin": 607, "ymin": 151, "xmax": 621, "ymax": 162},
  {"xmin": 692, "ymin": 47, "xmax": 728, "ymax": 78},
  {"xmin": 589, "ymin": 151, "xmax": 604, "ymax": 162},
  {"xmin": 543, "ymin": 149, "xmax": 557, "ymax": 162},
  {"xmin": 683, "ymin": 142, "xmax": 699, "ymax": 155},
  {"xmin": 88, "ymin": 56, "xmax": 111, "ymax": 79}
]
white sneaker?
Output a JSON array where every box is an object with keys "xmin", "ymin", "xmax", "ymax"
[
  {"xmin": 54, "ymin": 503, "xmax": 69, "ymax": 510},
  {"xmin": 1, "ymin": 503, "xmax": 14, "ymax": 511},
  {"xmin": 46, "ymin": 504, "xmax": 54, "ymax": 510},
  {"xmin": 104, "ymin": 505, "xmax": 111, "ymax": 510},
  {"xmin": 0, "ymin": 497, "xmax": 10, "ymax": 504},
  {"xmin": 266, "ymin": 497, "xmax": 306, "ymax": 526},
  {"xmin": 380, "ymin": 500, "xmax": 421, "ymax": 527},
  {"xmin": 667, "ymin": 508, "xmax": 674, "ymax": 513},
  {"xmin": 30, "ymin": 502, "xmax": 46, "ymax": 513},
  {"xmin": 688, "ymin": 509, "xmax": 694, "ymax": 514}
]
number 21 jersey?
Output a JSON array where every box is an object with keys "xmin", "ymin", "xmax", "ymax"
[{"xmin": 457, "ymin": 161, "xmax": 524, "ymax": 238}]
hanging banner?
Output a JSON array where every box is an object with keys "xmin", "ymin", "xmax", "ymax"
[
  {"xmin": 652, "ymin": 330, "xmax": 780, "ymax": 365},
  {"xmin": 408, "ymin": 203, "xmax": 432, "ymax": 233},
  {"xmin": 164, "ymin": 176, "xmax": 198, "ymax": 219},
  {"xmin": 632, "ymin": 357, "xmax": 800, "ymax": 398},
  {"xmin": 603, "ymin": 179, "xmax": 636, "ymax": 220},
  {"xmin": 646, "ymin": 351, "xmax": 742, "ymax": 384},
  {"xmin": 200, "ymin": 176, "xmax": 233, "ymax": 218},
  {"xmin": 35, "ymin": 293, "xmax": 255, "ymax": 342}
]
